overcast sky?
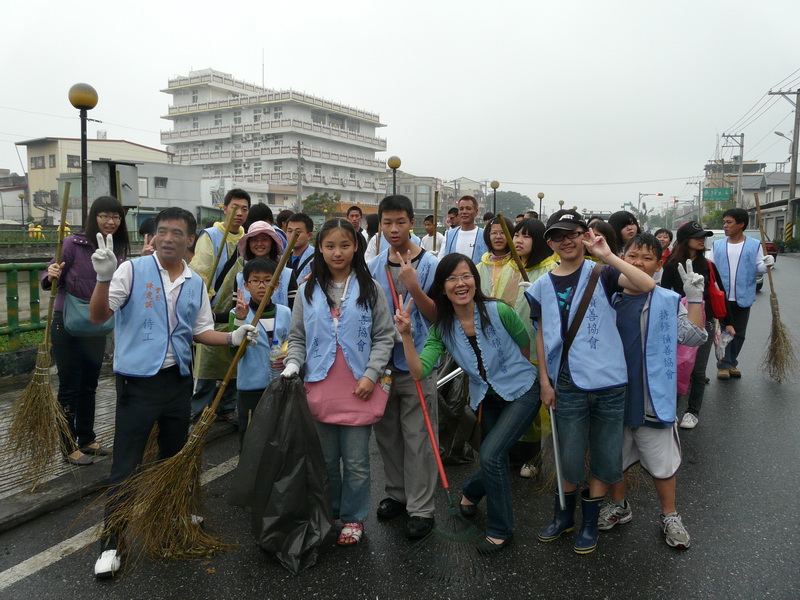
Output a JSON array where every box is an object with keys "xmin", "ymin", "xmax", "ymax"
[{"xmin": 2, "ymin": 0, "xmax": 799, "ymax": 215}]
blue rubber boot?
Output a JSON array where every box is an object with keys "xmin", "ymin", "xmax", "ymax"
[
  {"xmin": 574, "ymin": 489, "xmax": 603, "ymax": 554},
  {"xmin": 537, "ymin": 490, "xmax": 577, "ymax": 542}
]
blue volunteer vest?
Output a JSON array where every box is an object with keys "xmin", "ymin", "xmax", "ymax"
[
  {"xmin": 528, "ymin": 260, "xmax": 626, "ymax": 390},
  {"xmin": 234, "ymin": 304, "xmax": 292, "ymax": 391},
  {"xmin": 445, "ymin": 302, "xmax": 536, "ymax": 409},
  {"xmin": 236, "ymin": 267, "xmax": 292, "ymax": 308},
  {"xmin": 198, "ymin": 226, "xmax": 229, "ymax": 307},
  {"xmin": 444, "ymin": 226, "xmax": 488, "ymax": 263},
  {"xmin": 712, "ymin": 236, "xmax": 760, "ymax": 308},
  {"xmin": 300, "ymin": 278, "xmax": 374, "ymax": 382},
  {"xmin": 291, "ymin": 245, "xmax": 315, "ymax": 281},
  {"xmin": 368, "ymin": 248, "xmax": 438, "ymax": 372},
  {"xmin": 114, "ymin": 255, "xmax": 204, "ymax": 377}
]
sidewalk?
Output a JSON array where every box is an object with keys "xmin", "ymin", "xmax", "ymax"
[{"xmin": 0, "ymin": 372, "xmax": 235, "ymax": 533}]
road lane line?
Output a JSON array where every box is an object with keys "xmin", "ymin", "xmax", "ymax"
[{"xmin": 0, "ymin": 455, "xmax": 239, "ymax": 592}]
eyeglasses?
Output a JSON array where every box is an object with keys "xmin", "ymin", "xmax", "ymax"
[
  {"xmin": 247, "ymin": 279, "xmax": 271, "ymax": 287},
  {"xmin": 97, "ymin": 214, "xmax": 122, "ymax": 223},
  {"xmin": 444, "ymin": 274, "xmax": 475, "ymax": 284},
  {"xmin": 549, "ymin": 230, "xmax": 583, "ymax": 243}
]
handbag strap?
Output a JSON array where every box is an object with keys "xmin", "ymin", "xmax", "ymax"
[{"xmin": 561, "ymin": 263, "xmax": 603, "ymax": 361}]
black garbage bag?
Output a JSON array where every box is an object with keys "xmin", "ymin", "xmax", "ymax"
[
  {"xmin": 436, "ymin": 354, "xmax": 477, "ymax": 465},
  {"xmin": 229, "ymin": 375, "xmax": 333, "ymax": 574}
]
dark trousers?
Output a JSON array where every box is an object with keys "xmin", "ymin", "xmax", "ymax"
[
  {"xmin": 237, "ymin": 389, "xmax": 265, "ymax": 452},
  {"xmin": 687, "ymin": 319, "xmax": 716, "ymax": 416},
  {"xmin": 101, "ymin": 366, "xmax": 192, "ymax": 551},
  {"xmin": 719, "ymin": 302, "xmax": 751, "ymax": 369},
  {"xmin": 51, "ymin": 312, "xmax": 106, "ymax": 451}
]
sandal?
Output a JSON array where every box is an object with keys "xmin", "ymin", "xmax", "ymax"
[{"xmin": 337, "ymin": 522, "xmax": 364, "ymax": 546}]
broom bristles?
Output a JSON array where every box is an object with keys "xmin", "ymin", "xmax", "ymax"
[
  {"xmin": 404, "ymin": 512, "xmax": 485, "ymax": 584},
  {"xmin": 763, "ymin": 296, "xmax": 797, "ymax": 383},
  {"xmin": 5, "ymin": 342, "xmax": 71, "ymax": 491}
]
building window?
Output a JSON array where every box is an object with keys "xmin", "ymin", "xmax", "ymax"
[
  {"xmin": 192, "ymin": 116, "xmax": 199, "ymax": 129},
  {"xmin": 48, "ymin": 154, "xmax": 56, "ymax": 168},
  {"xmin": 781, "ymin": 189, "xmax": 790, "ymax": 200},
  {"xmin": 234, "ymin": 164, "xmax": 243, "ymax": 176},
  {"xmin": 30, "ymin": 155, "xmax": 45, "ymax": 169},
  {"xmin": 154, "ymin": 177, "xmax": 168, "ymax": 188},
  {"xmin": 253, "ymin": 162, "xmax": 262, "ymax": 174},
  {"xmin": 350, "ymin": 169, "xmax": 356, "ymax": 180},
  {"xmin": 273, "ymin": 134, "xmax": 283, "ymax": 147},
  {"xmin": 418, "ymin": 185, "xmax": 428, "ymax": 193},
  {"xmin": 404, "ymin": 185, "xmax": 412, "ymax": 194},
  {"xmin": 347, "ymin": 121, "xmax": 360, "ymax": 133},
  {"xmin": 191, "ymin": 90, "xmax": 198, "ymax": 103},
  {"xmin": 314, "ymin": 164, "xmax": 322, "ymax": 176},
  {"xmin": 273, "ymin": 106, "xmax": 283, "ymax": 119},
  {"xmin": 311, "ymin": 112, "xmax": 324, "ymax": 124},
  {"xmin": 214, "ymin": 113, "xmax": 222, "ymax": 126},
  {"xmin": 66, "ymin": 155, "xmax": 81, "ymax": 168},
  {"xmin": 233, "ymin": 111, "xmax": 242, "ymax": 125},
  {"xmin": 253, "ymin": 140, "xmax": 262, "ymax": 149},
  {"xmin": 273, "ymin": 160, "xmax": 283, "ymax": 173},
  {"xmin": 138, "ymin": 178, "xmax": 149, "ymax": 197},
  {"xmin": 214, "ymin": 144, "xmax": 223, "ymax": 151},
  {"xmin": 253, "ymin": 112, "xmax": 260, "ymax": 123}
]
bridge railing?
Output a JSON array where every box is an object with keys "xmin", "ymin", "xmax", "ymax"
[{"xmin": 0, "ymin": 263, "xmax": 47, "ymax": 350}]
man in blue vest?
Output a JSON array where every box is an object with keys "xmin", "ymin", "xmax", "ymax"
[
  {"xmin": 190, "ymin": 189, "xmax": 251, "ymax": 423},
  {"xmin": 442, "ymin": 195, "xmax": 488, "ymax": 263},
  {"xmin": 88, "ymin": 207, "xmax": 257, "ymax": 578},
  {"xmin": 710, "ymin": 208, "xmax": 773, "ymax": 379}
]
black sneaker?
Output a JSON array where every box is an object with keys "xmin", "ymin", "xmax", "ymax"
[
  {"xmin": 406, "ymin": 516, "xmax": 434, "ymax": 539},
  {"xmin": 376, "ymin": 497, "xmax": 406, "ymax": 520}
]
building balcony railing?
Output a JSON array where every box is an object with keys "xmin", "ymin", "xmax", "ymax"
[
  {"xmin": 199, "ymin": 171, "xmax": 385, "ymax": 192},
  {"xmin": 172, "ymin": 145, "xmax": 385, "ymax": 170},
  {"xmin": 163, "ymin": 82, "xmax": 381, "ymax": 123},
  {"xmin": 161, "ymin": 118, "xmax": 386, "ymax": 150}
]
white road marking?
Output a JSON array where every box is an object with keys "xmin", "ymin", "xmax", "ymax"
[{"xmin": 0, "ymin": 455, "xmax": 239, "ymax": 592}]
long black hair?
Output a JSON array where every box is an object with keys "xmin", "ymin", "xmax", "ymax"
[
  {"xmin": 589, "ymin": 220, "xmax": 620, "ymax": 257},
  {"xmin": 304, "ymin": 218, "xmax": 377, "ymax": 309},
  {"xmin": 483, "ymin": 216, "xmax": 514, "ymax": 255},
  {"xmin": 429, "ymin": 253, "xmax": 493, "ymax": 340},
  {"xmin": 513, "ymin": 218, "xmax": 551, "ymax": 268},
  {"xmin": 83, "ymin": 195, "xmax": 129, "ymax": 259},
  {"xmin": 666, "ymin": 235, "xmax": 709, "ymax": 275},
  {"xmin": 608, "ymin": 210, "xmax": 640, "ymax": 248}
]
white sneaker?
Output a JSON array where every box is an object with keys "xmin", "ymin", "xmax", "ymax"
[
  {"xmin": 598, "ymin": 500, "xmax": 633, "ymax": 531},
  {"xmin": 94, "ymin": 549, "xmax": 121, "ymax": 578},
  {"xmin": 661, "ymin": 512, "xmax": 691, "ymax": 549},
  {"xmin": 519, "ymin": 462, "xmax": 538, "ymax": 478},
  {"xmin": 680, "ymin": 413, "xmax": 698, "ymax": 429},
  {"xmin": 191, "ymin": 514, "xmax": 205, "ymax": 526}
]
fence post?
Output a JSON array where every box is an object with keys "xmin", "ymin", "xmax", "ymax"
[
  {"xmin": 6, "ymin": 267, "xmax": 19, "ymax": 350},
  {"xmin": 29, "ymin": 268, "xmax": 41, "ymax": 325}
]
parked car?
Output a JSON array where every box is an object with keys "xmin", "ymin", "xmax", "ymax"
[{"xmin": 705, "ymin": 229, "xmax": 770, "ymax": 293}]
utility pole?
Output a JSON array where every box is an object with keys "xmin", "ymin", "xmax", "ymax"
[
  {"xmin": 769, "ymin": 88, "xmax": 800, "ymax": 238},
  {"xmin": 296, "ymin": 141, "xmax": 303, "ymax": 210},
  {"xmin": 722, "ymin": 133, "xmax": 745, "ymax": 207}
]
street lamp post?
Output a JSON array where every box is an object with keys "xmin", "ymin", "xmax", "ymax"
[
  {"xmin": 537, "ymin": 192, "xmax": 544, "ymax": 218},
  {"xmin": 387, "ymin": 156, "xmax": 401, "ymax": 195},
  {"xmin": 18, "ymin": 193, "xmax": 25, "ymax": 226},
  {"xmin": 490, "ymin": 180, "xmax": 499, "ymax": 213},
  {"xmin": 558, "ymin": 200, "xmax": 565, "ymax": 212},
  {"xmin": 68, "ymin": 83, "xmax": 98, "ymax": 227}
]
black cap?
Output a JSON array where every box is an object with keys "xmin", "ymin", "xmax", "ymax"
[
  {"xmin": 676, "ymin": 221, "xmax": 712, "ymax": 244},
  {"xmin": 544, "ymin": 209, "xmax": 587, "ymax": 239}
]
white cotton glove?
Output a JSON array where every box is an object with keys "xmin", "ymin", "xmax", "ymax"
[
  {"xmin": 92, "ymin": 233, "xmax": 118, "ymax": 282},
  {"xmin": 281, "ymin": 363, "xmax": 300, "ymax": 378},
  {"xmin": 518, "ymin": 281, "xmax": 532, "ymax": 290},
  {"xmin": 678, "ymin": 260, "xmax": 704, "ymax": 303},
  {"xmin": 231, "ymin": 324, "xmax": 258, "ymax": 346},
  {"xmin": 763, "ymin": 254, "xmax": 775, "ymax": 268}
]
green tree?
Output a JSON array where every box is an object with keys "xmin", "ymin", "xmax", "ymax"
[
  {"xmin": 489, "ymin": 190, "xmax": 535, "ymax": 218},
  {"xmin": 302, "ymin": 192, "xmax": 340, "ymax": 216},
  {"xmin": 702, "ymin": 209, "xmax": 726, "ymax": 229}
]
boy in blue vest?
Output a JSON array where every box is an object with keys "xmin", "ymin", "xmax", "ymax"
[
  {"xmin": 231, "ymin": 257, "xmax": 291, "ymax": 450},
  {"xmin": 190, "ymin": 189, "xmax": 252, "ymax": 424},
  {"xmin": 286, "ymin": 213, "xmax": 315, "ymax": 282},
  {"xmin": 710, "ymin": 208, "xmax": 773, "ymax": 379},
  {"xmin": 528, "ymin": 209, "xmax": 656, "ymax": 555},
  {"xmin": 88, "ymin": 207, "xmax": 257, "ymax": 578},
  {"xmin": 599, "ymin": 233, "xmax": 707, "ymax": 549},
  {"xmin": 368, "ymin": 195, "xmax": 440, "ymax": 539}
]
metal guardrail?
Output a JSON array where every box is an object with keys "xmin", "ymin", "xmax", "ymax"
[
  {"xmin": 0, "ymin": 263, "xmax": 47, "ymax": 349},
  {"xmin": 0, "ymin": 230, "xmax": 64, "ymax": 245}
]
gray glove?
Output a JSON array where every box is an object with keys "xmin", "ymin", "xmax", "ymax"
[
  {"xmin": 91, "ymin": 233, "xmax": 117, "ymax": 282},
  {"xmin": 678, "ymin": 260, "xmax": 704, "ymax": 303}
]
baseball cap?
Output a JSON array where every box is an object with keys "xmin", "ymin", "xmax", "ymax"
[
  {"xmin": 544, "ymin": 209, "xmax": 588, "ymax": 239},
  {"xmin": 676, "ymin": 221, "xmax": 712, "ymax": 245}
]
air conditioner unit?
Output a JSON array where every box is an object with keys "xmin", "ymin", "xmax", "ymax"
[
  {"xmin": 357, "ymin": 180, "xmax": 364, "ymax": 189},
  {"xmin": 244, "ymin": 162, "xmax": 251, "ymax": 169},
  {"xmin": 243, "ymin": 134, "xmax": 252, "ymax": 142},
  {"xmin": 323, "ymin": 175, "xmax": 331, "ymax": 185},
  {"xmin": 341, "ymin": 178, "xmax": 348, "ymax": 187},
  {"xmin": 263, "ymin": 107, "xmax": 271, "ymax": 113}
]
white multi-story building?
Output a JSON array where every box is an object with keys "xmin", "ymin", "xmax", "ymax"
[{"xmin": 161, "ymin": 68, "xmax": 388, "ymax": 212}]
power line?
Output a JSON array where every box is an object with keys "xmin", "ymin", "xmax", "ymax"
[{"xmin": 502, "ymin": 176, "xmax": 696, "ymax": 187}]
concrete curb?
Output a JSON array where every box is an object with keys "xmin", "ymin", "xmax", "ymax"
[{"xmin": 0, "ymin": 421, "xmax": 235, "ymax": 534}]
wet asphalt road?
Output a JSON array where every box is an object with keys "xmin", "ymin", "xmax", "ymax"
[{"xmin": 1, "ymin": 258, "xmax": 799, "ymax": 600}]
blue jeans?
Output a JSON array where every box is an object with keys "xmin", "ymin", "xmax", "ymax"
[
  {"xmin": 314, "ymin": 422, "xmax": 372, "ymax": 523},
  {"xmin": 554, "ymin": 367, "xmax": 625, "ymax": 485},
  {"xmin": 462, "ymin": 385, "xmax": 540, "ymax": 540}
]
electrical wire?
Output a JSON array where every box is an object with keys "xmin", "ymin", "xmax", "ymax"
[{"xmin": 501, "ymin": 176, "xmax": 696, "ymax": 187}]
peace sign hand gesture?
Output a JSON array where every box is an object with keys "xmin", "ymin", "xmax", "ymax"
[
  {"xmin": 234, "ymin": 288, "xmax": 248, "ymax": 319},
  {"xmin": 394, "ymin": 293, "xmax": 415, "ymax": 337},
  {"xmin": 581, "ymin": 228, "xmax": 612, "ymax": 260},
  {"xmin": 678, "ymin": 259, "xmax": 705, "ymax": 303},
  {"xmin": 395, "ymin": 250, "xmax": 418, "ymax": 291},
  {"xmin": 141, "ymin": 233, "xmax": 155, "ymax": 256},
  {"xmin": 92, "ymin": 233, "xmax": 118, "ymax": 282}
]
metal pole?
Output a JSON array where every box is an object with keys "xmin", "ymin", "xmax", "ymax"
[
  {"xmin": 789, "ymin": 90, "xmax": 800, "ymax": 232},
  {"xmin": 493, "ymin": 188, "xmax": 496, "ymax": 214},
  {"xmin": 737, "ymin": 134, "xmax": 745, "ymax": 208},
  {"xmin": 20, "ymin": 196, "xmax": 24, "ymax": 226},
  {"xmin": 80, "ymin": 108, "xmax": 88, "ymax": 226},
  {"xmin": 392, "ymin": 168, "xmax": 397, "ymax": 195},
  {"xmin": 296, "ymin": 141, "xmax": 302, "ymax": 208}
]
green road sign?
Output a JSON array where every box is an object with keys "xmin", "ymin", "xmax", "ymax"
[{"xmin": 702, "ymin": 187, "xmax": 731, "ymax": 201}]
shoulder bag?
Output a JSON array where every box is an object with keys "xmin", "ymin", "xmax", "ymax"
[
  {"xmin": 63, "ymin": 291, "xmax": 114, "ymax": 337},
  {"xmin": 706, "ymin": 264, "xmax": 728, "ymax": 319}
]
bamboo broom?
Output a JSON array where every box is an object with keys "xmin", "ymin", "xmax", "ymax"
[
  {"xmin": 433, "ymin": 190, "xmax": 439, "ymax": 253},
  {"xmin": 753, "ymin": 193, "xmax": 797, "ymax": 382},
  {"xmin": 6, "ymin": 183, "xmax": 74, "ymax": 491},
  {"xmin": 495, "ymin": 213, "xmax": 529, "ymax": 282},
  {"xmin": 204, "ymin": 207, "xmax": 237, "ymax": 302},
  {"xmin": 101, "ymin": 232, "xmax": 299, "ymax": 562}
]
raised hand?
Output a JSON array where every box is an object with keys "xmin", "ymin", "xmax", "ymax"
[
  {"xmin": 141, "ymin": 233, "xmax": 155, "ymax": 256},
  {"xmin": 394, "ymin": 293, "xmax": 414, "ymax": 337},
  {"xmin": 396, "ymin": 250, "xmax": 418, "ymax": 291},
  {"xmin": 234, "ymin": 288, "xmax": 248, "ymax": 319},
  {"xmin": 677, "ymin": 260, "xmax": 705, "ymax": 303},
  {"xmin": 581, "ymin": 228, "xmax": 611, "ymax": 260},
  {"xmin": 91, "ymin": 233, "xmax": 117, "ymax": 282}
]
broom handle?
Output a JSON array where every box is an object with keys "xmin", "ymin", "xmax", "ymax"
[
  {"xmin": 205, "ymin": 207, "xmax": 237, "ymax": 297},
  {"xmin": 752, "ymin": 193, "xmax": 776, "ymax": 295},
  {"xmin": 43, "ymin": 182, "xmax": 72, "ymax": 345},
  {"xmin": 496, "ymin": 214, "xmax": 529, "ymax": 282},
  {"xmin": 415, "ymin": 380, "xmax": 452, "ymax": 493},
  {"xmin": 207, "ymin": 232, "xmax": 299, "ymax": 414},
  {"xmin": 549, "ymin": 405, "xmax": 566, "ymax": 510},
  {"xmin": 433, "ymin": 190, "xmax": 439, "ymax": 252}
]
